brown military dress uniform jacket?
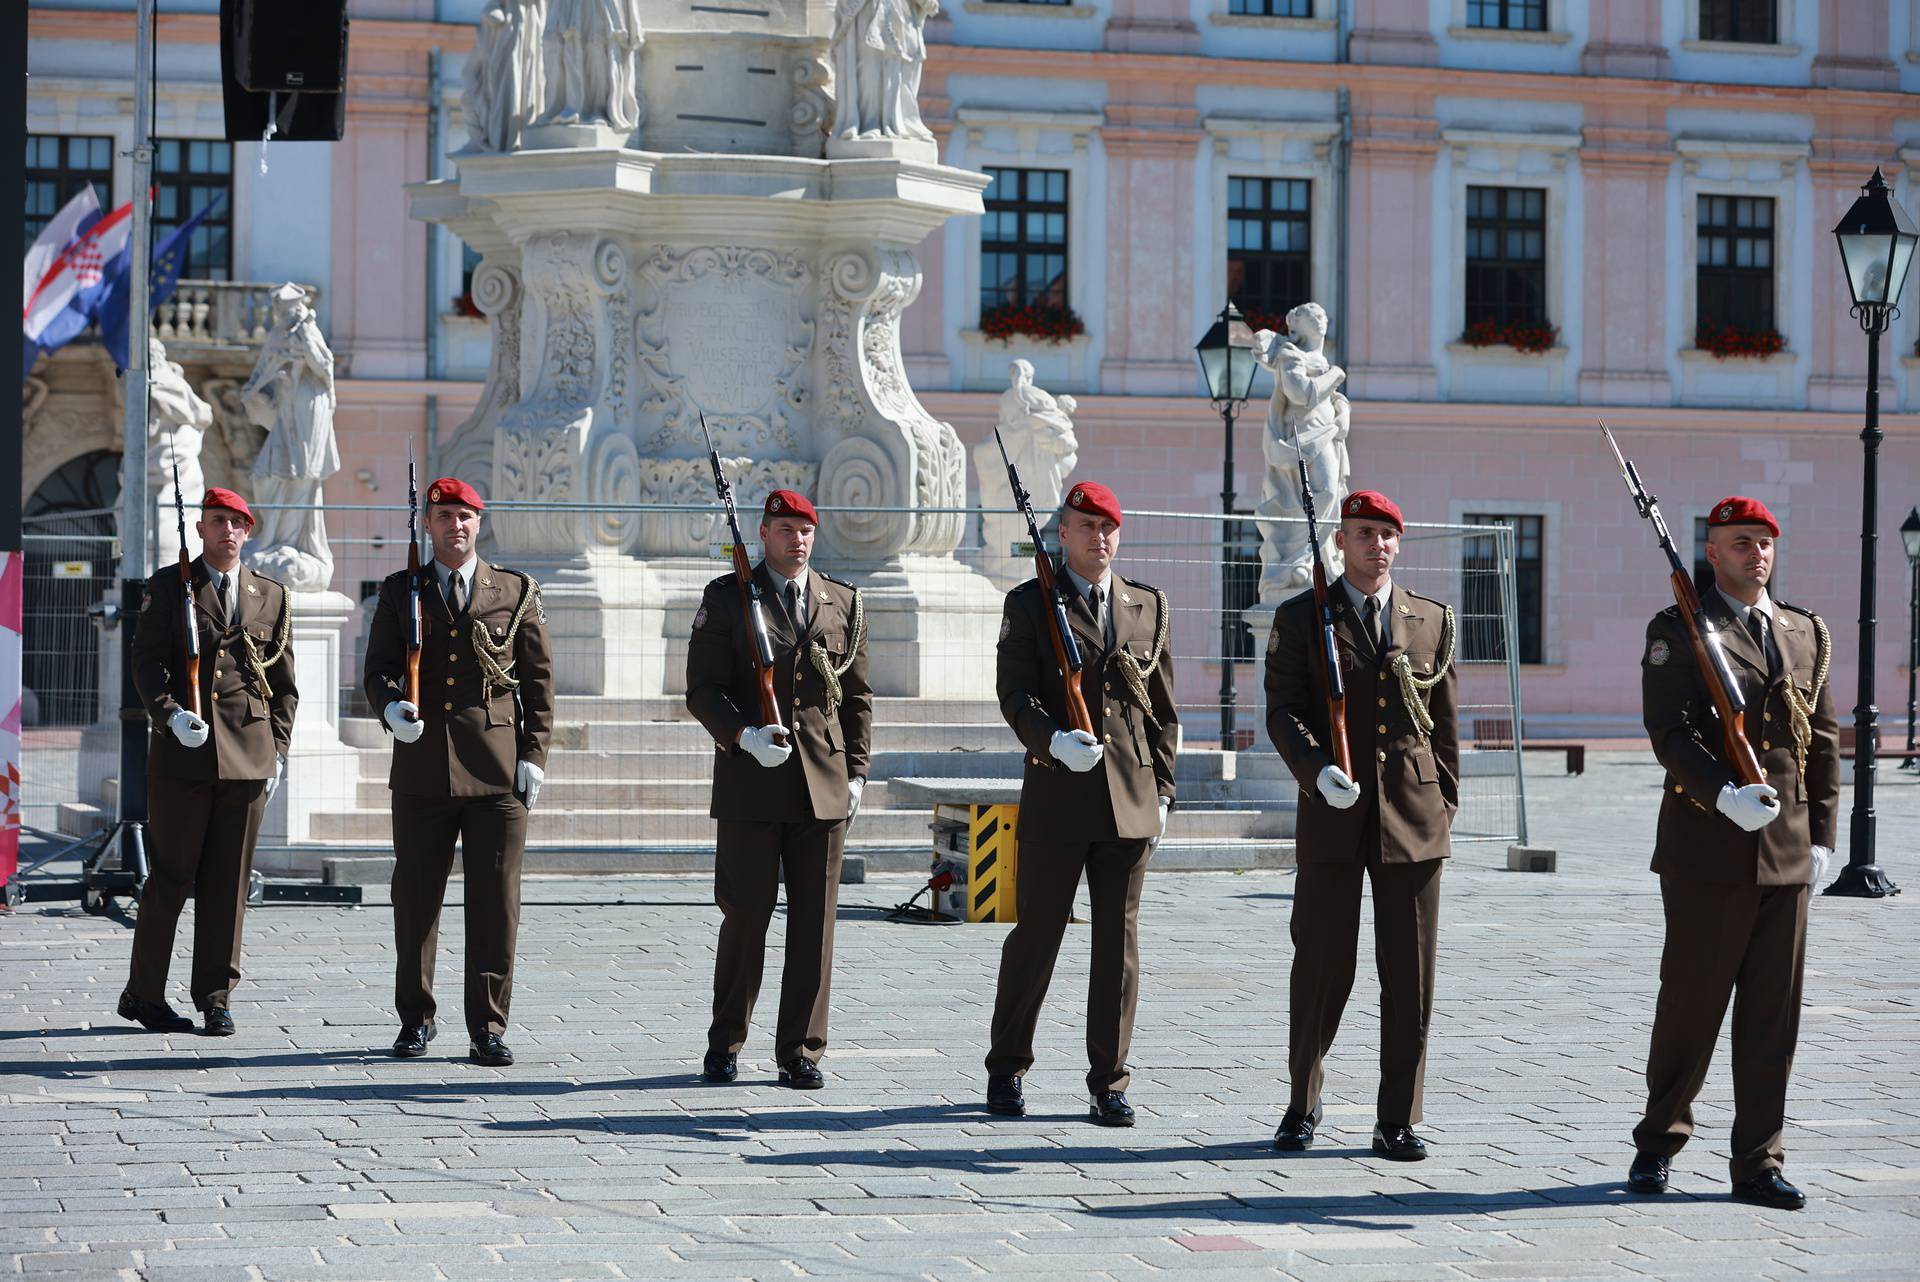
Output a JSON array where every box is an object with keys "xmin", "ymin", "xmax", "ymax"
[
  {"xmin": 1265, "ymin": 580, "xmax": 1460, "ymax": 863},
  {"xmin": 685, "ymin": 562, "xmax": 873, "ymax": 1066},
  {"xmin": 1263, "ymin": 577, "xmax": 1458, "ymax": 1127},
  {"xmin": 1633, "ymin": 590, "xmax": 1839, "ymax": 1182},
  {"xmin": 128, "ymin": 560, "xmax": 298, "ymax": 1012}
]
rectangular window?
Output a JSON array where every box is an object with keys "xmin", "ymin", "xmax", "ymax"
[
  {"xmin": 1696, "ymin": 194, "xmax": 1774, "ymax": 334},
  {"xmin": 1466, "ymin": 0, "xmax": 1546, "ymax": 30},
  {"xmin": 1229, "ymin": 0, "xmax": 1312, "ymax": 15},
  {"xmin": 1700, "ymin": 0, "xmax": 1776, "ymax": 43},
  {"xmin": 1226, "ymin": 176, "xmax": 1311, "ymax": 330},
  {"xmin": 25, "ymin": 134, "xmax": 114, "ymax": 244},
  {"xmin": 154, "ymin": 138, "xmax": 235, "ymax": 280},
  {"xmin": 1462, "ymin": 514, "xmax": 1544, "ymax": 664},
  {"xmin": 980, "ymin": 167, "xmax": 1068, "ymax": 316},
  {"xmin": 1464, "ymin": 186, "xmax": 1547, "ymax": 329}
]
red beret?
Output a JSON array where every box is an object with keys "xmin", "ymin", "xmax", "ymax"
[
  {"xmin": 425, "ymin": 476, "xmax": 485, "ymax": 511},
  {"xmin": 1341, "ymin": 489, "xmax": 1403, "ymax": 532},
  {"xmin": 200, "ymin": 487, "xmax": 253, "ymax": 526},
  {"xmin": 763, "ymin": 489, "xmax": 818, "ymax": 524},
  {"xmin": 1064, "ymin": 481, "xmax": 1123, "ymax": 526},
  {"xmin": 1707, "ymin": 496, "xmax": 1779, "ymax": 537}
]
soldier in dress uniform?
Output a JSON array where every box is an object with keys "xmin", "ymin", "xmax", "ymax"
[
  {"xmin": 362, "ymin": 476, "xmax": 554, "ymax": 1067},
  {"xmin": 1264, "ymin": 489, "xmax": 1458, "ymax": 1160},
  {"xmin": 984, "ymin": 481, "xmax": 1178, "ymax": 1127},
  {"xmin": 686, "ymin": 489, "xmax": 873, "ymax": 1089},
  {"xmin": 1627, "ymin": 496, "xmax": 1838, "ymax": 1211},
  {"xmin": 120, "ymin": 487, "xmax": 297, "ymax": 1037}
]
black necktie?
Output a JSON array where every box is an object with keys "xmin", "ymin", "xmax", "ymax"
[
  {"xmin": 1748, "ymin": 610, "xmax": 1778, "ymax": 678},
  {"xmin": 211, "ymin": 571, "xmax": 229, "ymax": 626},
  {"xmin": 1088, "ymin": 585, "xmax": 1104, "ymax": 640},
  {"xmin": 447, "ymin": 572, "xmax": 466, "ymax": 617},
  {"xmin": 1363, "ymin": 595, "xmax": 1382, "ymax": 650},
  {"xmin": 784, "ymin": 581, "xmax": 802, "ymax": 634}
]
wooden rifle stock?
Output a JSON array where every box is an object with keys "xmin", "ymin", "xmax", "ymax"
[
  {"xmin": 1602, "ymin": 424, "xmax": 1765, "ymax": 788},
  {"xmin": 178, "ymin": 546, "xmax": 201, "ymax": 718},
  {"xmin": 1298, "ymin": 459, "xmax": 1349, "ymax": 775},
  {"xmin": 1033, "ymin": 543, "xmax": 1095, "ymax": 736},
  {"xmin": 703, "ymin": 413, "xmax": 787, "ymax": 744},
  {"xmin": 404, "ymin": 443, "xmax": 425, "ymax": 714}
]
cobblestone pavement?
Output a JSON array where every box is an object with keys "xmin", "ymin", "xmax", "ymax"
[{"xmin": 4, "ymin": 751, "xmax": 1918, "ymax": 1281}]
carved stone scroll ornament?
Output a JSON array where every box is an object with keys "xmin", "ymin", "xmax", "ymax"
[
  {"xmin": 630, "ymin": 455, "xmax": 820, "ymax": 557},
  {"xmin": 435, "ymin": 261, "xmax": 523, "ymax": 517},
  {"xmin": 816, "ymin": 248, "xmax": 965, "ymax": 560}
]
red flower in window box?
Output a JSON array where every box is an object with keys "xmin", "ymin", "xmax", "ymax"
[
  {"xmin": 452, "ymin": 292, "xmax": 483, "ymax": 320},
  {"xmin": 1695, "ymin": 321, "xmax": 1785, "ymax": 360},
  {"xmin": 979, "ymin": 301, "xmax": 1087, "ymax": 345},
  {"xmin": 1460, "ymin": 318, "xmax": 1558, "ymax": 354}
]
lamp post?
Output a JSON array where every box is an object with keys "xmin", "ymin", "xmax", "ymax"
[
  {"xmin": 1903, "ymin": 507, "xmax": 1920, "ymax": 772},
  {"xmin": 1825, "ymin": 167, "xmax": 1916, "ymax": 898},
  {"xmin": 1193, "ymin": 302, "xmax": 1258, "ymax": 748}
]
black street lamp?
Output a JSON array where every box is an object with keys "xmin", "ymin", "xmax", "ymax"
[
  {"xmin": 1194, "ymin": 302, "xmax": 1258, "ymax": 747},
  {"xmin": 1825, "ymin": 167, "xmax": 1916, "ymax": 898},
  {"xmin": 1903, "ymin": 507, "xmax": 1920, "ymax": 773}
]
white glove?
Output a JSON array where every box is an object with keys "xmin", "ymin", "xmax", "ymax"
[
  {"xmin": 1716, "ymin": 782, "xmax": 1782, "ymax": 833},
  {"xmin": 848, "ymin": 776, "xmax": 866, "ymax": 820},
  {"xmin": 168, "ymin": 709, "xmax": 210, "ymax": 748},
  {"xmin": 1809, "ymin": 844, "xmax": 1832, "ymax": 888},
  {"xmin": 1156, "ymin": 796, "xmax": 1170, "ymax": 839},
  {"xmin": 1316, "ymin": 764, "xmax": 1362, "ymax": 809},
  {"xmin": 263, "ymin": 755, "xmax": 285, "ymax": 803},
  {"xmin": 1049, "ymin": 728, "xmax": 1104, "ymax": 773},
  {"xmin": 738, "ymin": 724, "xmax": 793, "ymax": 768},
  {"xmin": 516, "ymin": 759, "xmax": 543, "ymax": 810},
  {"xmin": 385, "ymin": 700, "xmax": 426, "ymax": 744}
]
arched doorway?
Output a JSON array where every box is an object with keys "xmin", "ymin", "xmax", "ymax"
[{"xmin": 23, "ymin": 451, "xmax": 121, "ymax": 727}]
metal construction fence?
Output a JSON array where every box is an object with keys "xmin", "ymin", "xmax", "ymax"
[{"xmin": 18, "ymin": 499, "xmax": 1528, "ymax": 864}]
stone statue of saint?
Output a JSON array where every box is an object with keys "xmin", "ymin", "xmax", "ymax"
[
  {"xmin": 242, "ymin": 284, "xmax": 340, "ymax": 592},
  {"xmin": 1252, "ymin": 301, "xmax": 1351, "ymax": 600},
  {"xmin": 146, "ymin": 338, "xmax": 211, "ymax": 565},
  {"xmin": 538, "ymin": 0, "xmax": 644, "ymax": 134},
  {"xmin": 830, "ymin": 0, "xmax": 939, "ymax": 142},
  {"xmin": 973, "ymin": 359, "xmax": 1078, "ymax": 585},
  {"xmin": 463, "ymin": 1, "xmax": 549, "ymax": 153}
]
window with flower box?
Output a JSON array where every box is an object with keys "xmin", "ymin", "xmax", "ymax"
[
  {"xmin": 1463, "ymin": 185, "xmax": 1552, "ymax": 349},
  {"xmin": 979, "ymin": 167, "xmax": 1078, "ymax": 340},
  {"xmin": 1226, "ymin": 177, "xmax": 1311, "ymax": 333},
  {"xmin": 1696, "ymin": 194, "xmax": 1779, "ymax": 355}
]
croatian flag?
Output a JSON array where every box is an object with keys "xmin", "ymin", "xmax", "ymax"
[{"xmin": 21, "ymin": 191, "xmax": 135, "ymax": 377}]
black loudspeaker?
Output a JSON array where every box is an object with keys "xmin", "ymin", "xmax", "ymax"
[{"xmin": 220, "ymin": 0, "xmax": 350, "ymax": 143}]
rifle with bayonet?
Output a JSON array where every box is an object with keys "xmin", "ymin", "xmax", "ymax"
[
  {"xmin": 701, "ymin": 413, "xmax": 787, "ymax": 746},
  {"xmin": 173, "ymin": 457, "xmax": 201, "ymax": 718},
  {"xmin": 404, "ymin": 442, "xmax": 425, "ymax": 715},
  {"xmin": 992, "ymin": 426, "xmax": 1094, "ymax": 735},
  {"xmin": 1601, "ymin": 423, "xmax": 1766, "ymax": 787},
  {"xmin": 1298, "ymin": 459, "xmax": 1350, "ymax": 777}
]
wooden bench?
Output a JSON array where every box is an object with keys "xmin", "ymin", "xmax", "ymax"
[
  {"xmin": 1471, "ymin": 719, "xmax": 1586, "ymax": 775},
  {"xmin": 1838, "ymin": 728, "xmax": 1920, "ymax": 763}
]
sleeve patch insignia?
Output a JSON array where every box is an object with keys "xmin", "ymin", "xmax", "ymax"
[
  {"xmin": 999, "ymin": 614, "xmax": 1012, "ymax": 642},
  {"xmin": 1648, "ymin": 638, "xmax": 1670, "ymax": 666},
  {"xmin": 1267, "ymin": 626, "xmax": 1280, "ymax": 654},
  {"xmin": 693, "ymin": 605, "xmax": 709, "ymax": 629}
]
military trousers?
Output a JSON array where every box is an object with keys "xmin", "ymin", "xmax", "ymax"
[
  {"xmin": 986, "ymin": 836, "xmax": 1152, "ymax": 1095},
  {"xmin": 128, "ymin": 773, "xmax": 267, "ymax": 1011},
  {"xmin": 1634, "ymin": 875, "xmax": 1808, "ymax": 1182},
  {"xmin": 709, "ymin": 815, "xmax": 847, "ymax": 1065},
  {"xmin": 1288, "ymin": 841, "xmax": 1444, "ymax": 1127},
  {"xmin": 390, "ymin": 791, "xmax": 527, "ymax": 1040}
]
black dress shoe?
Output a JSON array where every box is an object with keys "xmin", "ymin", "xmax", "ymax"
[
  {"xmin": 201, "ymin": 1007, "xmax": 235, "ymax": 1037},
  {"xmin": 391, "ymin": 1022, "xmax": 436, "ymax": 1058},
  {"xmin": 1273, "ymin": 1105, "xmax": 1321, "ymax": 1152},
  {"xmin": 469, "ymin": 1033, "xmax": 514, "ymax": 1067},
  {"xmin": 1371, "ymin": 1123, "xmax": 1428, "ymax": 1161},
  {"xmin": 117, "ymin": 990, "xmax": 193, "ymax": 1033},
  {"xmin": 986, "ymin": 1074, "xmax": 1025, "ymax": 1116},
  {"xmin": 1731, "ymin": 1169, "xmax": 1806, "ymax": 1210},
  {"xmin": 1627, "ymin": 1152, "xmax": 1670, "ymax": 1195},
  {"xmin": 778, "ymin": 1057, "xmax": 824, "ymax": 1090},
  {"xmin": 1089, "ymin": 1090, "xmax": 1136, "ymax": 1127},
  {"xmin": 702, "ymin": 1050, "xmax": 738, "ymax": 1083}
]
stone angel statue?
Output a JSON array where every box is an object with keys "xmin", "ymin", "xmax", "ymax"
[
  {"xmin": 1251, "ymin": 301, "xmax": 1352, "ymax": 601},
  {"xmin": 243, "ymin": 284, "xmax": 341, "ymax": 592},
  {"xmin": 461, "ymin": 0, "xmax": 548, "ymax": 153},
  {"xmin": 146, "ymin": 338, "xmax": 212, "ymax": 565},
  {"xmin": 538, "ymin": 0, "xmax": 644, "ymax": 135},
  {"xmin": 973, "ymin": 359, "xmax": 1079, "ymax": 587}
]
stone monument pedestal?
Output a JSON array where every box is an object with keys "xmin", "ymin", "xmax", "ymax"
[{"xmin": 258, "ymin": 589, "xmax": 358, "ymax": 867}]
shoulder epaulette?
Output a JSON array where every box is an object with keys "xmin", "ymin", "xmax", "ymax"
[
  {"xmin": 1778, "ymin": 600, "xmax": 1820, "ymax": 621},
  {"xmin": 816, "ymin": 571, "xmax": 856, "ymax": 591},
  {"xmin": 1009, "ymin": 578, "xmax": 1042, "ymax": 598},
  {"xmin": 248, "ymin": 569, "xmax": 285, "ymax": 591}
]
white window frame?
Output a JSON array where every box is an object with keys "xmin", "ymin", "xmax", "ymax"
[
  {"xmin": 1448, "ymin": 0, "xmax": 1571, "ymax": 44},
  {"xmin": 1683, "ymin": 0, "xmax": 1799, "ymax": 54},
  {"xmin": 1447, "ymin": 498, "xmax": 1562, "ymax": 667}
]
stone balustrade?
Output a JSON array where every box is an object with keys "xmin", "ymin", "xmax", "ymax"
[{"xmin": 152, "ymin": 279, "xmax": 321, "ymax": 351}]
